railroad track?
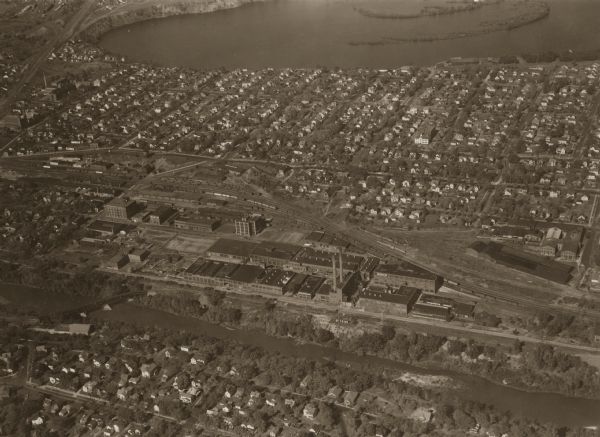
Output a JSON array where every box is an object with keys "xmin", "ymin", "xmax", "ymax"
[{"xmin": 179, "ymin": 181, "xmax": 600, "ymax": 321}]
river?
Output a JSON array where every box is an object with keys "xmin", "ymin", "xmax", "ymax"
[
  {"xmin": 99, "ymin": 0, "xmax": 600, "ymax": 68},
  {"xmin": 93, "ymin": 303, "xmax": 600, "ymax": 427}
]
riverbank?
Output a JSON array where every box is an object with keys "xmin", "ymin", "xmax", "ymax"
[
  {"xmin": 92, "ymin": 302, "xmax": 600, "ymax": 427},
  {"xmin": 82, "ymin": 0, "xmax": 268, "ymax": 42}
]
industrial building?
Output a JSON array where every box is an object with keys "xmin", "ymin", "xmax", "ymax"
[
  {"xmin": 371, "ymin": 262, "xmax": 442, "ymax": 292},
  {"xmin": 356, "ymin": 286, "xmax": 421, "ymax": 315},
  {"xmin": 235, "ymin": 216, "xmax": 266, "ymax": 237},
  {"xmin": 250, "ymin": 241, "xmax": 300, "ymax": 268},
  {"xmin": 411, "ymin": 293, "xmax": 454, "ymax": 321},
  {"xmin": 206, "ymin": 239, "xmax": 258, "ymax": 263},
  {"xmin": 148, "ymin": 206, "xmax": 177, "ymax": 225},
  {"xmin": 304, "ymin": 231, "xmax": 352, "ymax": 253},
  {"xmin": 174, "ymin": 214, "xmax": 221, "ymax": 232},
  {"xmin": 104, "ymin": 197, "xmax": 138, "ymax": 220}
]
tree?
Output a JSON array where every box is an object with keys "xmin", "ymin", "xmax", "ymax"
[
  {"xmin": 316, "ymin": 402, "xmax": 337, "ymax": 428},
  {"xmin": 453, "ymin": 409, "xmax": 476, "ymax": 429},
  {"xmin": 381, "ymin": 324, "xmax": 396, "ymax": 341}
]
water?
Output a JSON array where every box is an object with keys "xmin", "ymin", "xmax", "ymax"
[
  {"xmin": 94, "ymin": 303, "xmax": 600, "ymax": 427},
  {"xmin": 99, "ymin": 0, "xmax": 600, "ymax": 68}
]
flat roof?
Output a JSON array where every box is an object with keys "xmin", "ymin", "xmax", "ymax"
[
  {"xmin": 453, "ymin": 302, "xmax": 476, "ymax": 316},
  {"xmin": 185, "ymin": 259, "xmax": 208, "ymax": 275},
  {"xmin": 175, "ymin": 214, "xmax": 220, "ymax": 225},
  {"xmin": 297, "ymin": 275, "xmax": 324, "ymax": 295},
  {"xmin": 305, "ymin": 231, "xmax": 350, "ymax": 249},
  {"xmin": 230, "ymin": 264, "xmax": 264, "ymax": 283},
  {"xmin": 258, "ymin": 268, "xmax": 296, "ymax": 287},
  {"xmin": 252, "ymin": 241, "xmax": 300, "ymax": 262},
  {"xmin": 418, "ymin": 292, "xmax": 454, "ymax": 308},
  {"xmin": 202, "ymin": 261, "xmax": 225, "ymax": 278},
  {"xmin": 413, "ymin": 303, "xmax": 452, "ymax": 317},
  {"xmin": 207, "ymin": 238, "xmax": 258, "ymax": 258},
  {"xmin": 374, "ymin": 261, "xmax": 438, "ymax": 281},
  {"xmin": 150, "ymin": 206, "xmax": 176, "ymax": 218},
  {"xmin": 213, "ymin": 263, "xmax": 239, "ymax": 279},
  {"xmin": 284, "ymin": 273, "xmax": 307, "ymax": 292},
  {"xmin": 360, "ymin": 286, "xmax": 421, "ymax": 305},
  {"xmin": 294, "ymin": 247, "xmax": 364, "ymax": 270},
  {"xmin": 316, "ymin": 281, "xmax": 334, "ymax": 296}
]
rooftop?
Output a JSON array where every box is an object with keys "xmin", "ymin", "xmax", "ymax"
[
  {"xmin": 252, "ymin": 241, "xmax": 301, "ymax": 262},
  {"xmin": 374, "ymin": 261, "xmax": 438, "ymax": 281},
  {"xmin": 294, "ymin": 247, "xmax": 364, "ymax": 270},
  {"xmin": 230, "ymin": 264, "xmax": 264, "ymax": 283},
  {"xmin": 257, "ymin": 268, "xmax": 296, "ymax": 287},
  {"xmin": 207, "ymin": 238, "xmax": 258, "ymax": 258},
  {"xmin": 360, "ymin": 286, "xmax": 421, "ymax": 305}
]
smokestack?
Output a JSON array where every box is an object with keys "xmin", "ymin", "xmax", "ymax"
[
  {"xmin": 331, "ymin": 254, "xmax": 337, "ymax": 291},
  {"xmin": 338, "ymin": 248, "xmax": 344, "ymax": 284}
]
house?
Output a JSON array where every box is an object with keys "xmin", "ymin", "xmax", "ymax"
[
  {"xmin": 140, "ymin": 363, "xmax": 157, "ymax": 378},
  {"xmin": 303, "ymin": 402, "xmax": 318, "ymax": 419},
  {"xmin": 81, "ymin": 381, "xmax": 97, "ymax": 394},
  {"xmin": 180, "ymin": 386, "xmax": 200, "ymax": 404},
  {"xmin": 327, "ymin": 386, "xmax": 343, "ymax": 400},
  {"xmin": 299, "ymin": 375, "xmax": 312, "ymax": 388},
  {"xmin": 190, "ymin": 355, "xmax": 206, "ymax": 366},
  {"xmin": 343, "ymin": 390, "xmax": 359, "ymax": 407},
  {"xmin": 116, "ymin": 386, "xmax": 133, "ymax": 401},
  {"xmin": 284, "ymin": 398, "xmax": 296, "ymax": 408}
]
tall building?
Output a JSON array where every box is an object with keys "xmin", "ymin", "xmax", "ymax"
[
  {"xmin": 104, "ymin": 198, "xmax": 137, "ymax": 220},
  {"xmin": 235, "ymin": 216, "xmax": 265, "ymax": 237}
]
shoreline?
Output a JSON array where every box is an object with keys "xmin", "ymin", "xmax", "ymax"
[
  {"xmin": 81, "ymin": 0, "xmax": 269, "ymax": 42},
  {"xmin": 350, "ymin": 1, "xmax": 550, "ymax": 46},
  {"xmin": 354, "ymin": 0, "xmax": 497, "ymax": 20},
  {"xmin": 100, "ymin": 300, "xmax": 600, "ymax": 405}
]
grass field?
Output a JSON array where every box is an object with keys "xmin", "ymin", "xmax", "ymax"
[{"xmin": 165, "ymin": 235, "xmax": 215, "ymax": 254}]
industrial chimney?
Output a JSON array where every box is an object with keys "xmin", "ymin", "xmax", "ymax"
[
  {"xmin": 338, "ymin": 248, "xmax": 344, "ymax": 284},
  {"xmin": 331, "ymin": 254, "xmax": 337, "ymax": 291}
]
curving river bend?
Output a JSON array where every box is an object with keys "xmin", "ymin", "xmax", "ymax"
[{"xmin": 94, "ymin": 303, "xmax": 600, "ymax": 428}]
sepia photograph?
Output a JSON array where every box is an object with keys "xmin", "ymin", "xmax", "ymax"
[{"xmin": 0, "ymin": 0, "xmax": 600, "ymax": 435}]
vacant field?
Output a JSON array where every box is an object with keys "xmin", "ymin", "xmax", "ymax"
[
  {"xmin": 259, "ymin": 228, "xmax": 306, "ymax": 244},
  {"xmin": 139, "ymin": 226, "xmax": 177, "ymax": 245},
  {"xmin": 165, "ymin": 235, "xmax": 215, "ymax": 254}
]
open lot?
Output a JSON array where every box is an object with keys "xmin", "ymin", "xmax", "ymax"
[
  {"xmin": 165, "ymin": 234, "xmax": 215, "ymax": 254},
  {"xmin": 259, "ymin": 228, "xmax": 306, "ymax": 244}
]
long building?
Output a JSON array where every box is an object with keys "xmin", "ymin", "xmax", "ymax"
[
  {"xmin": 371, "ymin": 262, "xmax": 442, "ymax": 292},
  {"xmin": 174, "ymin": 214, "xmax": 221, "ymax": 232},
  {"xmin": 206, "ymin": 239, "xmax": 259, "ymax": 263},
  {"xmin": 206, "ymin": 238, "xmax": 366, "ymax": 277},
  {"xmin": 356, "ymin": 286, "xmax": 421, "ymax": 315}
]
